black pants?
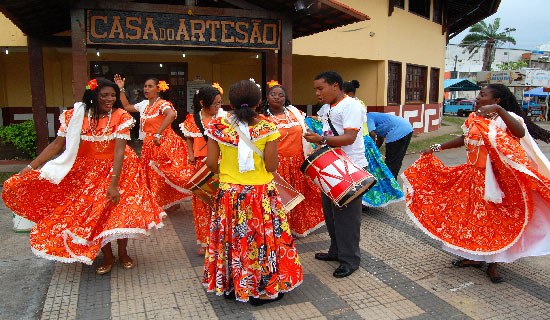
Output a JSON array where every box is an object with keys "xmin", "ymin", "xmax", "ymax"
[
  {"xmin": 385, "ymin": 132, "xmax": 413, "ymax": 179},
  {"xmin": 321, "ymin": 193, "xmax": 362, "ymax": 269}
]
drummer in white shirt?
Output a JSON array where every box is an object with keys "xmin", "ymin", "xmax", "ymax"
[{"xmin": 304, "ymin": 71, "xmax": 368, "ymax": 278}]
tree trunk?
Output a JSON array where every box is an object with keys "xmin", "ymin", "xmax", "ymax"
[{"xmin": 482, "ymin": 39, "xmax": 495, "ymax": 71}]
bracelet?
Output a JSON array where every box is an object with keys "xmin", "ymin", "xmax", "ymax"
[
  {"xmin": 154, "ymin": 133, "xmax": 162, "ymax": 139},
  {"xmin": 430, "ymin": 144, "xmax": 442, "ymax": 152},
  {"xmin": 26, "ymin": 164, "xmax": 34, "ymax": 170},
  {"xmin": 120, "ymin": 88, "xmax": 126, "ymax": 93},
  {"xmin": 319, "ymin": 137, "xmax": 327, "ymax": 145},
  {"xmin": 111, "ymin": 174, "xmax": 117, "ymax": 177}
]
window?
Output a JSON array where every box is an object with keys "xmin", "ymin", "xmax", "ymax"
[
  {"xmin": 388, "ymin": 61, "xmax": 402, "ymax": 105},
  {"xmin": 405, "ymin": 64, "xmax": 427, "ymax": 104},
  {"xmin": 433, "ymin": 0, "xmax": 442, "ymax": 23},
  {"xmin": 429, "ymin": 68, "xmax": 440, "ymax": 103},
  {"xmin": 409, "ymin": 0, "xmax": 430, "ymax": 19}
]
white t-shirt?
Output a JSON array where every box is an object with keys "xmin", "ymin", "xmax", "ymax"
[{"xmin": 320, "ymin": 96, "xmax": 368, "ymax": 167}]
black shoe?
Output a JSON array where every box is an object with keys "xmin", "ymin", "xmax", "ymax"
[
  {"xmin": 333, "ymin": 264, "xmax": 357, "ymax": 278},
  {"xmin": 223, "ymin": 291, "xmax": 236, "ymax": 300},
  {"xmin": 249, "ymin": 293, "xmax": 284, "ymax": 306},
  {"xmin": 314, "ymin": 252, "xmax": 339, "ymax": 262}
]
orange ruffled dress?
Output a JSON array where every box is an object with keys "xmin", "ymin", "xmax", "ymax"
[
  {"xmin": 136, "ymin": 99, "xmax": 194, "ymax": 209},
  {"xmin": 403, "ymin": 113, "xmax": 550, "ymax": 262},
  {"xmin": 1, "ymin": 108, "xmax": 166, "ymax": 264},
  {"xmin": 202, "ymin": 117, "xmax": 303, "ymax": 302},
  {"xmin": 180, "ymin": 110, "xmax": 226, "ymax": 246},
  {"xmin": 266, "ymin": 107, "xmax": 325, "ymax": 237}
]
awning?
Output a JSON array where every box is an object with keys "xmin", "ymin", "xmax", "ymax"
[
  {"xmin": 444, "ymin": 79, "xmax": 481, "ymax": 92},
  {"xmin": 0, "ymin": 0, "xmax": 369, "ymax": 39},
  {"xmin": 523, "ymin": 87, "xmax": 550, "ymax": 97}
]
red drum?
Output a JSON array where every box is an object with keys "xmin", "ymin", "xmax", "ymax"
[
  {"xmin": 184, "ymin": 164, "xmax": 219, "ymax": 209},
  {"xmin": 272, "ymin": 172, "xmax": 305, "ymax": 212},
  {"xmin": 301, "ymin": 146, "xmax": 376, "ymax": 207}
]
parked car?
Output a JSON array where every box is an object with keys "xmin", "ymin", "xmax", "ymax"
[{"xmin": 444, "ymin": 99, "xmax": 475, "ymax": 117}]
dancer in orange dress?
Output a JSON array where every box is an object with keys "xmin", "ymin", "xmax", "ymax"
[
  {"xmin": 403, "ymin": 84, "xmax": 550, "ymax": 283},
  {"xmin": 180, "ymin": 83, "xmax": 227, "ymax": 255},
  {"xmin": 2, "ymin": 78, "xmax": 165, "ymax": 274},
  {"xmin": 203, "ymin": 79, "xmax": 303, "ymax": 305},
  {"xmin": 260, "ymin": 81, "xmax": 324, "ymax": 237},
  {"xmin": 114, "ymin": 74, "xmax": 193, "ymax": 209}
]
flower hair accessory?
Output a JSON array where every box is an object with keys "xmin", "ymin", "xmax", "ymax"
[
  {"xmin": 240, "ymin": 103, "xmax": 249, "ymax": 108},
  {"xmin": 157, "ymin": 80, "xmax": 170, "ymax": 92},
  {"xmin": 249, "ymin": 78, "xmax": 261, "ymax": 90},
  {"xmin": 86, "ymin": 79, "xmax": 98, "ymax": 91},
  {"xmin": 267, "ymin": 80, "xmax": 280, "ymax": 88},
  {"xmin": 212, "ymin": 82, "xmax": 224, "ymax": 95}
]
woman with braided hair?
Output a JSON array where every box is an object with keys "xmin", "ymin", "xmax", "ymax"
[
  {"xmin": 403, "ymin": 84, "xmax": 550, "ymax": 283},
  {"xmin": 181, "ymin": 83, "xmax": 227, "ymax": 255},
  {"xmin": 114, "ymin": 74, "xmax": 194, "ymax": 210}
]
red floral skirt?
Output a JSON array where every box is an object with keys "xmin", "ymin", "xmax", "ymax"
[
  {"xmin": 140, "ymin": 128, "xmax": 194, "ymax": 208},
  {"xmin": 2, "ymin": 147, "xmax": 165, "ymax": 264},
  {"xmin": 190, "ymin": 157, "xmax": 212, "ymax": 246},
  {"xmin": 202, "ymin": 181, "xmax": 303, "ymax": 302}
]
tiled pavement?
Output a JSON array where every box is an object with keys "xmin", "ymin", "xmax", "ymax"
[{"xmin": 2, "ymin": 141, "xmax": 550, "ymax": 319}]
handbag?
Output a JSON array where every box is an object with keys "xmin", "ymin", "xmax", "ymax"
[{"xmin": 230, "ymin": 117, "xmax": 305, "ymax": 212}]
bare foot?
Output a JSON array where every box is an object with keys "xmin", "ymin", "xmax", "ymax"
[{"xmin": 197, "ymin": 246, "xmax": 206, "ymax": 256}]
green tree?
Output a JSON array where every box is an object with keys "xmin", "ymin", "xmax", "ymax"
[
  {"xmin": 460, "ymin": 18, "xmax": 516, "ymax": 71},
  {"xmin": 495, "ymin": 60, "xmax": 528, "ymax": 70}
]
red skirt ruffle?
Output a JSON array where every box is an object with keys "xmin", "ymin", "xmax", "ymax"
[
  {"xmin": 140, "ymin": 128, "xmax": 194, "ymax": 208},
  {"xmin": 2, "ymin": 146, "xmax": 165, "ymax": 264}
]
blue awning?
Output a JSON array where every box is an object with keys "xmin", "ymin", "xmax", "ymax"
[
  {"xmin": 444, "ymin": 79, "xmax": 481, "ymax": 92},
  {"xmin": 524, "ymin": 87, "xmax": 550, "ymax": 97}
]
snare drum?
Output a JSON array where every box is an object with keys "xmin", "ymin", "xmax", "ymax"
[
  {"xmin": 300, "ymin": 146, "xmax": 376, "ymax": 207},
  {"xmin": 272, "ymin": 172, "xmax": 305, "ymax": 212},
  {"xmin": 184, "ymin": 164, "xmax": 220, "ymax": 209}
]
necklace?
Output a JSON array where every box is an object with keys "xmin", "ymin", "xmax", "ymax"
[
  {"xmin": 267, "ymin": 106, "xmax": 292, "ymax": 125},
  {"xmin": 140, "ymin": 97, "xmax": 161, "ymax": 136},
  {"xmin": 87, "ymin": 109, "xmax": 112, "ymax": 151}
]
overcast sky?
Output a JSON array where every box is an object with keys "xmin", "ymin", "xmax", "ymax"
[{"xmin": 449, "ymin": 0, "xmax": 550, "ymax": 51}]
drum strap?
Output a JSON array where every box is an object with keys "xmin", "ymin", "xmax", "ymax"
[
  {"xmin": 327, "ymin": 116, "xmax": 340, "ymax": 137},
  {"xmin": 193, "ymin": 112, "xmax": 208, "ymax": 142}
]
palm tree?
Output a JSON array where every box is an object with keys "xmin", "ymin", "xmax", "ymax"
[{"xmin": 460, "ymin": 18, "xmax": 516, "ymax": 71}]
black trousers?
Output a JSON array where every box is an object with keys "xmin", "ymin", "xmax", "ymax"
[
  {"xmin": 385, "ymin": 132, "xmax": 413, "ymax": 179},
  {"xmin": 321, "ymin": 192, "xmax": 362, "ymax": 269}
]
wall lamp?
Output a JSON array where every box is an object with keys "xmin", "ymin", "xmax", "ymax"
[
  {"xmin": 5, "ymin": 47, "xmax": 9, "ymax": 55},
  {"xmin": 96, "ymin": 48, "xmax": 100, "ymax": 56},
  {"xmin": 294, "ymin": 0, "xmax": 315, "ymax": 14}
]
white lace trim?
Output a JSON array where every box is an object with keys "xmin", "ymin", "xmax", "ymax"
[
  {"xmin": 401, "ymin": 163, "xmax": 529, "ymax": 256},
  {"xmin": 465, "ymin": 137, "xmax": 485, "ymax": 146},
  {"xmin": 149, "ymin": 160, "xmax": 193, "ymax": 195},
  {"xmin": 274, "ymin": 121, "xmax": 301, "ymax": 129},
  {"xmin": 292, "ymin": 220, "xmax": 326, "ymax": 238},
  {"xmin": 118, "ymin": 118, "xmax": 136, "ymax": 132}
]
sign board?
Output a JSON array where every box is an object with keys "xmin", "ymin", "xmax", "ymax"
[
  {"xmin": 477, "ymin": 70, "xmax": 550, "ymax": 87},
  {"xmin": 87, "ymin": 10, "xmax": 280, "ymax": 50}
]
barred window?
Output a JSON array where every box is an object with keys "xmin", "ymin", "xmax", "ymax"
[
  {"xmin": 405, "ymin": 64, "xmax": 427, "ymax": 104},
  {"xmin": 409, "ymin": 0, "xmax": 430, "ymax": 19},
  {"xmin": 388, "ymin": 61, "xmax": 402, "ymax": 105},
  {"xmin": 433, "ymin": 0, "xmax": 443, "ymax": 24},
  {"xmin": 430, "ymin": 68, "xmax": 440, "ymax": 103}
]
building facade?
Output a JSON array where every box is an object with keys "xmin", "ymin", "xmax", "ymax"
[{"xmin": 0, "ymin": 0, "xmax": 499, "ymax": 151}]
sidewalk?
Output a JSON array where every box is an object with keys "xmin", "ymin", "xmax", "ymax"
[{"xmin": 1, "ymin": 123, "xmax": 549, "ymax": 319}]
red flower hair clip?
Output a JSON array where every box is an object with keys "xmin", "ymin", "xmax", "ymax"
[{"xmin": 86, "ymin": 79, "xmax": 98, "ymax": 91}]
